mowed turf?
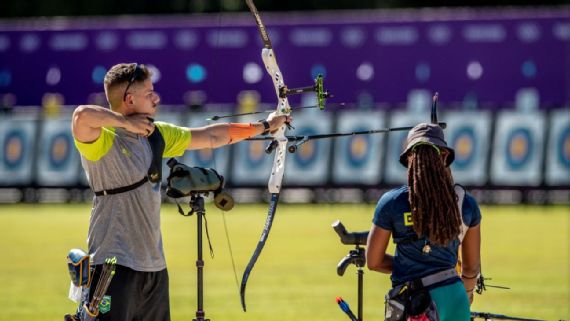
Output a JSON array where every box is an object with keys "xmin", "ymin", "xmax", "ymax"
[{"xmin": 0, "ymin": 203, "xmax": 568, "ymax": 321}]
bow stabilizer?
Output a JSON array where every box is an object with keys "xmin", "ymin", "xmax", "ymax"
[
  {"xmin": 431, "ymin": 92, "xmax": 439, "ymax": 125},
  {"xmin": 471, "ymin": 311, "xmax": 550, "ymax": 321}
]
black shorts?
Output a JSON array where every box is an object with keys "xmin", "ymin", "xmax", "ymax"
[{"xmin": 88, "ymin": 264, "xmax": 170, "ymax": 321}]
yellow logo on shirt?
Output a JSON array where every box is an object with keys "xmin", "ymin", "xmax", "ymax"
[
  {"xmin": 404, "ymin": 212, "xmax": 413, "ymax": 226},
  {"xmin": 121, "ymin": 148, "xmax": 131, "ymax": 157}
]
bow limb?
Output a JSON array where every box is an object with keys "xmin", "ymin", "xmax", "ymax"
[
  {"xmin": 240, "ymin": 0, "xmax": 291, "ymax": 312},
  {"xmin": 239, "ymin": 193, "xmax": 279, "ymax": 311}
]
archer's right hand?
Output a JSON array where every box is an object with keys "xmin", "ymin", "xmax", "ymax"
[{"xmin": 123, "ymin": 114, "xmax": 155, "ymax": 136}]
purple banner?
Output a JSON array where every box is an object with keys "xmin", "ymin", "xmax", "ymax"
[{"xmin": 0, "ymin": 8, "xmax": 568, "ymax": 108}]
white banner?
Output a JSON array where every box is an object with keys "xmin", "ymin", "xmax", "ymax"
[
  {"xmin": 332, "ymin": 111, "xmax": 385, "ymax": 185},
  {"xmin": 490, "ymin": 111, "xmax": 545, "ymax": 186},
  {"xmin": 545, "ymin": 109, "xmax": 570, "ymax": 186},
  {"xmin": 36, "ymin": 118, "xmax": 81, "ymax": 186},
  {"xmin": 0, "ymin": 116, "xmax": 37, "ymax": 185},
  {"xmin": 445, "ymin": 111, "xmax": 492, "ymax": 186}
]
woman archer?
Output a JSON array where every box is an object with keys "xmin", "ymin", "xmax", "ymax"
[{"xmin": 366, "ymin": 123, "xmax": 481, "ymax": 321}]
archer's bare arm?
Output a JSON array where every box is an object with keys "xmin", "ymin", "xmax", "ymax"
[
  {"xmin": 366, "ymin": 225, "xmax": 393, "ymax": 274},
  {"xmin": 461, "ymin": 223, "xmax": 481, "ymax": 304},
  {"xmin": 72, "ymin": 105, "xmax": 155, "ymax": 143},
  {"xmin": 187, "ymin": 113, "xmax": 291, "ymax": 150}
]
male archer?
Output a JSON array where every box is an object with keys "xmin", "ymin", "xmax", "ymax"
[{"xmin": 71, "ymin": 62, "xmax": 291, "ymax": 320}]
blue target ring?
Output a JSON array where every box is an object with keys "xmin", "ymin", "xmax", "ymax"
[
  {"xmin": 246, "ymin": 141, "xmax": 267, "ymax": 167},
  {"xmin": 195, "ymin": 149, "xmax": 215, "ymax": 167},
  {"xmin": 451, "ymin": 127, "xmax": 476, "ymax": 170},
  {"xmin": 557, "ymin": 126, "xmax": 570, "ymax": 169},
  {"xmin": 3, "ymin": 130, "xmax": 26, "ymax": 169},
  {"xmin": 344, "ymin": 128, "xmax": 371, "ymax": 168},
  {"xmin": 505, "ymin": 128, "xmax": 533, "ymax": 170},
  {"xmin": 48, "ymin": 133, "xmax": 71, "ymax": 169}
]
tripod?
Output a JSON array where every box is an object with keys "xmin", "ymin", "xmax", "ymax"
[
  {"xmin": 333, "ymin": 220, "xmax": 369, "ymax": 321},
  {"xmin": 186, "ymin": 194, "xmax": 211, "ymax": 321},
  {"xmin": 337, "ymin": 245, "xmax": 366, "ymax": 321}
]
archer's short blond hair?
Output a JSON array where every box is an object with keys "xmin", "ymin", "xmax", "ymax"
[{"xmin": 103, "ymin": 63, "xmax": 151, "ymax": 92}]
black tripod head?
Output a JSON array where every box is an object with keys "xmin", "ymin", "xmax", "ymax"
[
  {"xmin": 332, "ymin": 220, "xmax": 370, "ymax": 276},
  {"xmin": 332, "ymin": 220, "xmax": 369, "ymax": 246},
  {"xmin": 332, "ymin": 220, "xmax": 368, "ymax": 321},
  {"xmin": 337, "ymin": 248, "xmax": 366, "ymax": 276}
]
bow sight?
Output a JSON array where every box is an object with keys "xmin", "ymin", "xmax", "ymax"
[{"xmin": 278, "ymin": 74, "xmax": 331, "ymax": 112}]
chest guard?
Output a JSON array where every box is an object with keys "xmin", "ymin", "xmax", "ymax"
[{"xmin": 147, "ymin": 126, "xmax": 165, "ymax": 183}]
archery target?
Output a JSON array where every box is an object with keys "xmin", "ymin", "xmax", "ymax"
[
  {"xmin": 182, "ymin": 112, "xmax": 230, "ymax": 177},
  {"xmin": 4, "ymin": 131, "xmax": 25, "ymax": 169},
  {"xmin": 232, "ymin": 115, "xmax": 273, "ymax": 185},
  {"xmin": 445, "ymin": 111, "xmax": 492, "ymax": 185},
  {"xmin": 452, "ymin": 127, "xmax": 476, "ymax": 169},
  {"xmin": 490, "ymin": 111, "xmax": 545, "ymax": 186},
  {"xmin": 332, "ymin": 111, "xmax": 385, "ymax": 185},
  {"xmin": 0, "ymin": 117, "xmax": 36, "ymax": 185},
  {"xmin": 347, "ymin": 134, "xmax": 371, "ymax": 167},
  {"xmin": 545, "ymin": 109, "xmax": 570, "ymax": 185},
  {"xmin": 285, "ymin": 111, "xmax": 332, "ymax": 185},
  {"xmin": 292, "ymin": 127, "xmax": 319, "ymax": 168},
  {"xmin": 37, "ymin": 118, "xmax": 81, "ymax": 186},
  {"xmin": 49, "ymin": 134, "xmax": 71, "ymax": 168},
  {"xmin": 505, "ymin": 128, "xmax": 533, "ymax": 170},
  {"xmin": 384, "ymin": 111, "xmax": 429, "ymax": 185},
  {"xmin": 558, "ymin": 128, "xmax": 570, "ymax": 167}
]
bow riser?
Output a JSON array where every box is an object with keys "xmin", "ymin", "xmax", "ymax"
[
  {"xmin": 261, "ymin": 48, "xmax": 290, "ymax": 193},
  {"xmin": 268, "ymin": 141, "xmax": 287, "ymax": 193},
  {"xmin": 261, "ymin": 48, "xmax": 291, "ymax": 116}
]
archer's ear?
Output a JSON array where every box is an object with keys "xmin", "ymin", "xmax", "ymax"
[{"xmin": 126, "ymin": 94, "xmax": 134, "ymax": 105}]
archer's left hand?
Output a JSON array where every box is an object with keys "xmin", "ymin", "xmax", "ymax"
[{"xmin": 266, "ymin": 112, "xmax": 293, "ymax": 133}]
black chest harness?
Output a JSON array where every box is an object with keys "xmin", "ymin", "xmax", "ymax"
[{"xmin": 93, "ymin": 128, "xmax": 165, "ymax": 196}]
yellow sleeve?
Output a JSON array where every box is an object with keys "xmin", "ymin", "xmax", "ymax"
[
  {"xmin": 73, "ymin": 127, "xmax": 116, "ymax": 161},
  {"xmin": 155, "ymin": 121, "xmax": 191, "ymax": 158}
]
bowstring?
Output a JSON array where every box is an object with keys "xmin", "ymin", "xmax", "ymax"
[
  {"xmin": 209, "ymin": 2, "xmax": 241, "ymax": 294},
  {"xmin": 208, "ymin": 119, "xmax": 241, "ymax": 294}
]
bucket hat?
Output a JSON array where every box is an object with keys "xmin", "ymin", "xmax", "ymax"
[{"xmin": 399, "ymin": 123, "xmax": 455, "ymax": 167}]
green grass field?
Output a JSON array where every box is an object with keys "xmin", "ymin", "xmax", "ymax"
[{"xmin": 0, "ymin": 203, "xmax": 568, "ymax": 321}]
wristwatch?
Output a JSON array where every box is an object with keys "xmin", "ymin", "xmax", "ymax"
[{"xmin": 259, "ymin": 120, "xmax": 270, "ymax": 135}]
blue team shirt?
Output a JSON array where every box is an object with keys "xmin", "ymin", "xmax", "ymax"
[{"xmin": 373, "ymin": 185, "xmax": 481, "ymax": 287}]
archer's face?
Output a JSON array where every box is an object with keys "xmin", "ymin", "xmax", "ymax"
[{"xmin": 125, "ymin": 79, "xmax": 160, "ymax": 116}]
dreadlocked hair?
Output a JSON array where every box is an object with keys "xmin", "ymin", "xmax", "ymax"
[{"xmin": 407, "ymin": 144, "xmax": 461, "ymax": 246}]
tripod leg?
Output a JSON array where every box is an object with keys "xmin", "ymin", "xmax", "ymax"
[{"xmin": 358, "ymin": 268, "xmax": 363, "ymax": 321}]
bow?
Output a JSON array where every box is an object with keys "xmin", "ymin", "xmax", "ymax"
[
  {"xmin": 240, "ymin": 0, "xmax": 330, "ymax": 312},
  {"xmin": 469, "ymin": 274, "xmax": 554, "ymax": 321},
  {"xmin": 470, "ymin": 311, "xmax": 550, "ymax": 321}
]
